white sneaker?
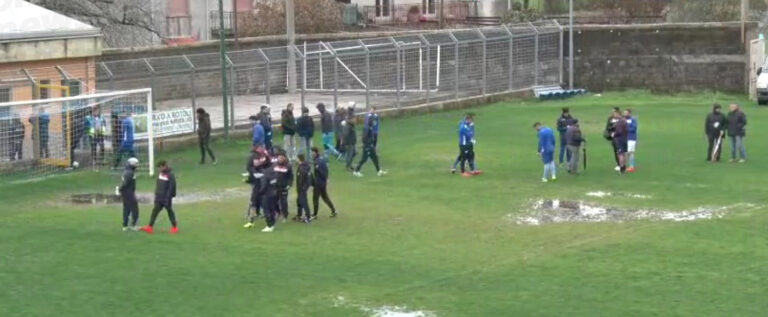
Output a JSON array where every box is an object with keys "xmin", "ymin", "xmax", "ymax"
[
  {"xmin": 131, "ymin": 226, "xmax": 140, "ymax": 231},
  {"xmin": 377, "ymin": 170, "xmax": 387, "ymax": 176},
  {"xmin": 551, "ymin": 176, "xmax": 557, "ymax": 181},
  {"xmin": 243, "ymin": 222, "xmax": 254, "ymax": 228},
  {"xmin": 614, "ymin": 166, "xmax": 620, "ymax": 171},
  {"xmin": 353, "ymin": 171, "xmax": 363, "ymax": 177},
  {"xmin": 261, "ymin": 226, "xmax": 274, "ymax": 233},
  {"xmin": 122, "ymin": 227, "xmax": 129, "ymax": 232},
  {"xmin": 542, "ymin": 178, "xmax": 548, "ymax": 183}
]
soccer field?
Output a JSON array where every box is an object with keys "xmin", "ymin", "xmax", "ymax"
[{"xmin": 1, "ymin": 91, "xmax": 767, "ymax": 316}]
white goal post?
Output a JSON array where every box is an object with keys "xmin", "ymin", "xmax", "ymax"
[{"xmin": 0, "ymin": 88, "xmax": 155, "ymax": 178}]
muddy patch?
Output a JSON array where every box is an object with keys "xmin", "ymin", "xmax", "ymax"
[
  {"xmin": 511, "ymin": 199, "xmax": 759, "ymax": 225},
  {"xmin": 334, "ymin": 296, "xmax": 436, "ymax": 317},
  {"xmin": 68, "ymin": 188, "xmax": 248, "ymax": 206}
]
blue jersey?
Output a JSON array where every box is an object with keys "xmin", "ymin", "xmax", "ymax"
[
  {"xmin": 252, "ymin": 123, "xmax": 265, "ymax": 147},
  {"xmin": 537, "ymin": 127, "xmax": 555, "ymax": 153},
  {"xmin": 458, "ymin": 120, "xmax": 475, "ymax": 146},
  {"xmin": 121, "ymin": 117, "xmax": 135, "ymax": 148},
  {"xmin": 626, "ymin": 116, "xmax": 638, "ymax": 141}
]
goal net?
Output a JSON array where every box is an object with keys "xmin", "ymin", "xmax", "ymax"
[{"xmin": 0, "ymin": 88, "xmax": 155, "ymax": 180}]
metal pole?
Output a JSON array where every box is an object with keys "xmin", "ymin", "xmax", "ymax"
[
  {"xmin": 218, "ymin": 0, "xmax": 230, "ymax": 139},
  {"xmin": 286, "ymin": 0, "xmax": 297, "ymax": 93},
  {"xmin": 22, "ymin": 68, "xmax": 40, "ymax": 160},
  {"xmin": 183, "ymin": 55, "xmax": 197, "ymax": 131},
  {"xmin": 360, "ymin": 39, "xmax": 371, "ymax": 111},
  {"xmin": 477, "ymin": 29, "xmax": 487, "ymax": 96},
  {"xmin": 233, "ymin": 0, "xmax": 239, "ymax": 48},
  {"xmin": 392, "ymin": 37, "xmax": 401, "ymax": 108},
  {"xmin": 228, "ymin": 56, "xmax": 236, "ymax": 128},
  {"xmin": 742, "ymin": 0, "xmax": 748, "ymax": 45},
  {"xmin": 448, "ymin": 32, "xmax": 459, "ymax": 99},
  {"xmin": 301, "ymin": 44, "xmax": 306, "ymax": 108},
  {"xmin": 556, "ymin": 19, "xmax": 563, "ymax": 87},
  {"xmin": 144, "ymin": 58, "xmax": 156, "ymax": 108},
  {"xmin": 258, "ymin": 49, "xmax": 270, "ymax": 105},
  {"xmin": 419, "ymin": 34, "xmax": 431, "ymax": 103},
  {"xmin": 439, "ymin": 0, "xmax": 444, "ymax": 29},
  {"xmin": 503, "ymin": 25, "xmax": 514, "ymax": 91},
  {"xmin": 530, "ymin": 22, "xmax": 540, "ymax": 86},
  {"xmin": 333, "ymin": 48, "xmax": 338, "ymax": 111},
  {"xmin": 147, "ymin": 89, "xmax": 155, "ymax": 176},
  {"xmin": 569, "ymin": 0, "xmax": 574, "ymax": 90}
]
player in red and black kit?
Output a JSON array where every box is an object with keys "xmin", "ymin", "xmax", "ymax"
[
  {"xmin": 141, "ymin": 161, "xmax": 179, "ymax": 234},
  {"xmin": 244, "ymin": 147, "xmax": 270, "ymax": 228},
  {"xmin": 274, "ymin": 151, "xmax": 293, "ymax": 222},
  {"xmin": 611, "ymin": 109, "xmax": 629, "ymax": 174}
]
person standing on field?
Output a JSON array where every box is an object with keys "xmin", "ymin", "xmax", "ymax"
[
  {"xmin": 274, "ymin": 152, "xmax": 293, "ymax": 222},
  {"xmin": 294, "ymin": 154, "xmax": 312, "ymax": 223},
  {"xmin": 604, "ymin": 107, "xmax": 621, "ymax": 171},
  {"xmin": 333, "ymin": 105, "xmax": 346, "ymax": 159},
  {"xmin": 259, "ymin": 105, "xmax": 274, "ymax": 152},
  {"xmin": 87, "ymin": 107, "xmax": 107, "ymax": 163},
  {"xmin": 117, "ymin": 157, "xmax": 140, "ymax": 231},
  {"xmin": 296, "ymin": 107, "xmax": 314, "ymax": 160},
  {"xmin": 364, "ymin": 106, "xmax": 380, "ymax": 148},
  {"xmin": 112, "ymin": 112, "xmax": 136, "ymax": 169},
  {"xmin": 624, "ymin": 109, "xmax": 638, "ymax": 172},
  {"xmin": 141, "ymin": 161, "xmax": 179, "ymax": 234},
  {"xmin": 197, "ymin": 108, "xmax": 216, "ymax": 165},
  {"xmin": 726, "ymin": 103, "xmax": 747, "ymax": 163},
  {"xmin": 317, "ymin": 103, "xmax": 341, "ymax": 159},
  {"xmin": 704, "ymin": 103, "xmax": 727, "ymax": 162},
  {"xmin": 251, "ymin": 115, "xmax": 265, "ymax": 149},
  {"xmin": 353, "ymin": 118, "xmax": 387, "ymax": 177},
  {"xmin": 556, "ymin": 107, "xmax": 577, "ymax": 166},
  {"xmin": 341, "ymin": 118, "xmax": 357, "ymax": 171},
  {"xmin": 534, "ymin": 122, "xmax": 557, "ymax": 182},
  {"xmin": 9, "ymin": 113, "xmax": 24, "ymax": 161},
  {"xmin": 258, "ymin": 157, "xmax": 279, "ymax": 232},
  {"xmin": 281, "ymin": 103, "xmax": 297, "ymax": 161},
  {"xmin": 244, "ymin": 147, "xmax": 270, "ymax": 227},
  {"xmin": 612, "ymin": 110, "xmax": 629, "ymax": 174},
  {"xmin": 311, "ymin": 147, "xmax": 338, "ymax": 219},
  {"xmin": 564, "ymin": 120, "xmax": 585, "ymax": 174},
  {"xmin": 454, "ymin": 113, "xmax": 480, "ymax": 177}
]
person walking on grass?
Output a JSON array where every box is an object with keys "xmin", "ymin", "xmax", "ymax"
[
  {"xmin": 705, "ymin": 103, "xmax": 727, "ymax": 162},
  {"xmin": 117, "ymin": 157, "xmax": 140, "ymax": 231},
  {"xmin": 556, "ymin": 107, "xmax": 577, "ymax": 166},
  {"xmin": 604, "ymin": 107, "xmax": 621, "ymax": 171},
  {"xmin": 364, "ymin": 106, "xmax": 380, "ymax": 148},
  {"xmin": 112, "ymin": 112, "xmax": 136, "ymax": 170},
  {"xmin": 564, "ymin": 120, "xmax": 585, "ymax": 174},
  {"xmin": 258, "ymin": 155, "xmax": 279, "ymax": 232},
  {"xmin": 341, "ymin": 118, "xmax": 357, "ymax": 171},
  {"xmin": 197, "ymin": 108, "xmax": 217, "ymax": 165},
  {"xmin": 726, "ymin": 103, "xmax": 747, "ymax": 163},
  {"xmin": 311, "ymin": 147, "xmax": 338, "ymax": 219},
  {"xmin": 317, "ymin": 103, "xmax": 341, "ymax": 159},
  {"xmin": 452, "ymin": 113, "xmax": 481, "ymax": 177},
  {"xmin": 353, "ymin": 118, "xmax": 387, "ymax": 177},
  {"xmin": 333, "ymin": 105, "xmax": 346, "ymax": 159},
  {"xmin": 625, "ymin": 109, "xmax": 638, "ymax": 172},
  {"xmin": 293, "ymin": 154, "xmax": 312, "ymax": 223},
  {"xmin": 244, "ymin": 147, "xmax": 270, "ymax": 227},
  {"xmin": 141, "ymin": 161, "xmax": 178, "ymax": 234},
  {"xmin": 534, "ymin": 122, "xmax": 557, "ymax": 182},
  {"xmin": 612, "ymin": 110, "xmax": 629, "ymax": 174},
  {"xmin": 274, "ymin": 151, "xmax": 293, "ymax": 222},
  {"xmin": 281, "ymin": 103, "xmax": 297, "ymax": 161},
  {"xmin": 297, "ymin": 107, "xmax": 315, "ymax": 160}
]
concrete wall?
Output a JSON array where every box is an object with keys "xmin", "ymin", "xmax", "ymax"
[
  {"xmin": 0, "ymin": 36, "xmax": 102, "ymax": 63},
  {"xmin": 570, "ymin": 23, "xmax": 755, "ymax": 93}
]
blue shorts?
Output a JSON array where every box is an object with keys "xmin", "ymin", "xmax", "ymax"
[{"xmin": 541, "ymin": 151, "xmax": 554, "ymax": 164}]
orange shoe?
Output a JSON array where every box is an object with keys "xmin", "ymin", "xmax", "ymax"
[
  {"xmin": 461, "ymin": 172, "xmax": 473, "ymax": 178},
  {"xmin": 472, "ymin": 170, "xmax": 483, "ymax": 175},
  {"xmin": 140, "ymin": 226, "xmax": 154, "ymax": 234},
  {"xmin": 627, "ymin": 167, "xmax": 636, "ymax": 173},
  {"xmin": 170, "ymin": 226, "xmax": 179, "ymax": 234}
]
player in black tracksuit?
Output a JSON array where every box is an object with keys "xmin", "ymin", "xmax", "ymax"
[
  {"xmin": 259, "ymin": 161, "xmax": 279, "ymax": 232},
  {"xmin": 604, "ymin": 107, "xmax": 621, "ymax": 168},
  {"xmin": 274, "ymin": 152, "xmax": 293, "ymax": 221},
  {"xmin": 142, "ymin": 161, "xmax": 178, "ymax": 234},
  {"xmin": 354, "ymin": 119, "xmax": 384, "ymax": 176},
  {"xmin": 311, "ymin": 147, "xmax": 337, "ymax": 219},
  {"xmin": 705, "ymin": 104, "xmax": 727, "ymax": 162},
  {"xmin": 244, "ymin": 148, "xmax": 269, "ymax": 227},
  {"xmin": 294, "ymin": 154, "xmax": 312, "ymax": 222},
  {"xmin": 118, "ymin": 158, "xmax": 140, "ymax": 231}
]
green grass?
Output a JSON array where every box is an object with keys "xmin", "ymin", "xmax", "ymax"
[{"xmin": 1, "ymin": 91, "xmax": 767, "ymax": 316}]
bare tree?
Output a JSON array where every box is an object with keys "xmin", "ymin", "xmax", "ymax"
[{"xmin": 30, "ymin": 0, "xmax": 165, "ymax": 47}]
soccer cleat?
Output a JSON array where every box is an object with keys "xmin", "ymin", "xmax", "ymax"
[
  {"xmin": 627, "ymin": 167, "xmax": 636, "ymax": 173},
  {"xmin": 729, "ymin": 159, "xmax": 735, "ymax": 163},
  {"xmin": 170, "ymin": 227, "xmax": 179, "ymax": 234},
  {"xmin": 550, "ymin": 176, "xmax": 557, "ymax": 181},
  {"xmin": 461, "ymin": 172, "xmax": 473, "ymax": 178},
  {"xmin": 377, "ymin": 170, "xmax": 387, "ymax": 176},
  {"xmin": 131, "ymin": 226, "xmax": 140, "ymax": 231},
  {"xmin": 243, "ymin": 222, "xmax": 254, "ymax": 228},
  {"xmin": 471, "ymin": 170, "xmax": 483, "ymax": 175},
  {"xmin": 738, "ymin": 159, "xmax": 746, "ymax": 163},
  {"xmin": 212, "ymin": 160, "xmax": 218, "ymax": 165},
  {"xmin": 303, "ymin": 218, "xmax": 312, "ymax": 223},
  {"xmin": 261, "ymin": 226, "xmax": 274, "ymax": 233},
  {"xmin": 140, "ymin": 226, "xmax": 154, "ymax": 234},
  {"xmin": 614, "ymin": 166, "xmax": 620, "ymax": 171},
  {"xmin": 122, "ymin": 227, "xmax": 129, "ymax": 232},
  {"xmin": 310, "ymin": 215, "xmax": 318, "ymax": 221},
  {"xmin": 542, "ymin": 178, "xmax": 548, "ymax": 183},
  {"xmin": 450, "ymin": 168, "xmax": 456, "ymax": 174},
  {"xmin": 330, "ymin": 212, "xmax": 338, "ymax": 218},
  {"xmin": 353, "ymin": 171, "xmax": 363, "ymax": 177}
]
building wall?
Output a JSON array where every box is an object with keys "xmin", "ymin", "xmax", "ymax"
[{"xmin": 0, "ymin": 57, "xmax": 96, "ymax": 101}]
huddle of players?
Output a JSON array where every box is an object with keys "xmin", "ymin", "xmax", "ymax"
[
  {"xmin": 604, "ymin": 107, "xmax": 639, "ymax": 174},
  {"xmin": 117, "ymin": 158, "xmax": 179, "ymax": 234}
]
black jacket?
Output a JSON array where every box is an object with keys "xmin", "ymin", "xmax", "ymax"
[
  {"xmin": 705, "ymin": 111, "xmax": 727, "ymax": 137},
  {"xmin": 296, "ymin": 161, "xmax": 312, "ymax": 193},
  {"xmin": 10, "ymin": 117, "xmax": 24, "ymax": 143},
  {"xmin": 260, "ymin": 166, "xmax": 279, "ymax": 197},
  {"xmin": 726, "ymin": 110, "xmax": 747, "ymax": 137},
  {"xmin": 281, "ymin": 110, "xmax": 296, "ymax": 135},
  {"xmin": 565, "ymin": 125, "xmax": 584, "ymax": 146},
  {"xmin": 604, "ymin": 115, "xmax": 620, "ymax": 140},
  {"xmin": 613, "ymin": 117, "xmax": 628, "ymax": 141},
  {"xmin": 197, "ymin": 112, "xmax": 211, "ymax": 137},
  {"xmin": 297, "ymin": 115, "xmax": 315, "ymax": 138},
  {"xmin": 274, "ymin": 163, "xmax": 293, "ymax": 192},
  {"xmin": 246, "ymin": 152, "xmax": 270, "ymax": 188},
  {"xmin": 313, "ymin": 157, "xmax": 329, "ymax": 187},
  {"xmin": 260, "ymin": 113, "xmax": 273, "ymax": 137},
  {"xmin": 320, "ymin": 111, "xmax": 333, "ymax": 133},
  {"xmin": 556, "ymin": 114, "xmax": 576, "ymax": 134},
  {"xmin": 154, "ymin": 168, "xmax": 177, "ymax": 204},
  {"xmin": 119, "ymin": 166, "xmax": 137, "ymax": 198},
  {"xmin": 342, "ymin": 121, "xmax": 356, "ymax": 146},
  {"xmin": 362, "ymin": 126, "xmax": 376, "ymax": 149}
]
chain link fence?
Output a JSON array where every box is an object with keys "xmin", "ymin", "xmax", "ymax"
[{"xmin": 1, "ymin": 22, "xmax": 563, "ymax": 135}]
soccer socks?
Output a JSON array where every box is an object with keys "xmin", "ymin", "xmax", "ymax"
[{"xmin": 629, "ymin": 153, "xmax": 635, "ymax": 168}]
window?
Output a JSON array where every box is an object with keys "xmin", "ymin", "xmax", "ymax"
[
  {"xmin": 39, "ymin": 80, "xmax": 50, "ymax": 99},
  {"xmin": 0, "ymin": 87, "xmax": 10, "ymax": 102},
  {"xmin": 423, "ymin": 0, "xmax": 436, "ymax": 15},
  {"xmin": 62, "ymin": 80, "xmax": 81, "ymax": 96},
  {"xmin": 376, "ymin": 0, "xmax": 390, "ymax": 17}
]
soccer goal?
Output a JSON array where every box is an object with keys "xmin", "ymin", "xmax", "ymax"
[{"xmin": 0, "ymin": 88, "xmax": 155, "ymax": 179}]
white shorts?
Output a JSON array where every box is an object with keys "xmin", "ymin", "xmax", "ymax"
[{"xmin": 627, "ymin": 140, "xmax": 636, "ymax": 152}]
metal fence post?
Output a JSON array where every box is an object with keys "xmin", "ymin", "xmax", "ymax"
[
  {"xmin": 448, "ymin": 32, "xmax": 459, "ymax": 99},
  {"xmin": 477, "ymin": 29, "xmax": 487, "ymax": 96},
  {"xmin": 391, "ymin": 37, "xmax": 401, "ymax": 108},
  {"xmin": 21, "ymin": 68, "xmax": 40, "ymax": 160},
  {"xmin": 144, "ymin": 58, "xmax": 156, "ymax": 107},
  {"xmin": 358, "ymin": 39, "xmax": 371, "ymax": 111},
  {"xmin": 227, "ymin": 56, "xmax": 236, "ymax": 128},
  {"xmin": 296, "ymin": 45, "xmax": 306, "ymax": 109},
  {"xmin": 530, "ymin": 22, "xmax": 540, "ymax": 86},
  {"xmin": 257, "ymin": 49, "xmax": 271, "ymax": 105},
  {"xmin": 182, "ymin": 55, "xmax": 197, "ymax": 131},
  {"xmin": 333, "ymin": 47, "xmax": 338, "ymax": 111},
  {"xmin": 556, "ymin": 20, "xmax": 564, "ymax": 86},
  {"xmin": 503, "ymin": 24, "xmax": 514, "ymax": 92},
  {"xmin": 99, "ymin": 62, "xmax": 114, "ymax": 91},
  {"xmin": 418, "ymin": 34, "xmax": 431, "ymax": 104}
]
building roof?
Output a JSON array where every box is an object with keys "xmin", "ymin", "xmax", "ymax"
[{"xmin": 0, "ymin": 0, "xmax": 101, "ymax": 42}]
